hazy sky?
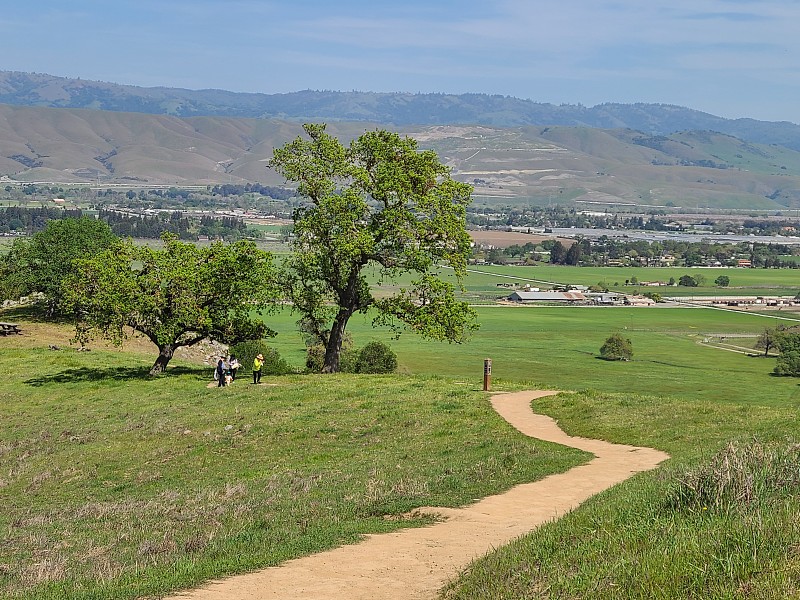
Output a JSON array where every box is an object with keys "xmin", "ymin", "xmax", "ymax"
[{"xmin": 4, "ymin": 0, "xmax": 800, "ymax": 123}]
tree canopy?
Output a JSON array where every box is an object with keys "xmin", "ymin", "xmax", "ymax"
[
  {"xmin": 270, "ymin": 124, "xmax": 478, "ymax": 373},
  {"xmin": 62, "ymin": 235, "xmax": 280, "ymax": 375},
  {"xmin": 0, "ymin": 217, "xmax": 117, "ymax": 313}
]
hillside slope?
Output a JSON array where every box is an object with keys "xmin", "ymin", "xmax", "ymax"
[{"xmin": 2, "ymin": 105, "xmax": 800, "ymax": 210}]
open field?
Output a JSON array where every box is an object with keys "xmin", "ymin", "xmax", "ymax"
[
  {"xmin": 2, "ymin": 296, "xmax": 800, "ymax": 598},
  {"xmin": 459, "ymin": 263, "xmax": 800, "ymax": 299}
]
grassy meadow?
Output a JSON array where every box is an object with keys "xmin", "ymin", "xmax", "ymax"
[{"xmin": 2, "ymin": 264, "xmax": 800, "ymax": 598}]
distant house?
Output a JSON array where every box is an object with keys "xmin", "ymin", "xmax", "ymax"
[
  {"xmin": 625, "ymin": 295, "xmax": 657, "ymax": 306},
  {"xmin": 737, "ymin": 259, "xmax": 752, "ymax": 268},
  {"xmin": 585, "ymin": 292, "xmax": 626, "ymax": 305},
  {"xmin": 507, "ymin": 291, "xmax": 586, "ymax": 303}
]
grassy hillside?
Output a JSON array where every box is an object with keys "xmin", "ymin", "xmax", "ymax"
[
  {"xmin": 3, "ymin": 105, "xmax": 800, "ymax": 210},
  {"xmin": 2, "ymin": 279, "xmax": 800, "ymax": 598}
]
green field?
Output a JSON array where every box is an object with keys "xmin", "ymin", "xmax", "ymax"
[
  {"xmin": 2, "ymin": 285, "xmax": 800, "ymax": 598},
  {"xmin": 460, "ymin": 264, "xmax": 800, "ymax": 299}
]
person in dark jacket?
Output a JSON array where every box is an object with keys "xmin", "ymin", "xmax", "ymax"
[{"xmin": 216, "ymin": 358, "xmax": 227, "ymax": 387}]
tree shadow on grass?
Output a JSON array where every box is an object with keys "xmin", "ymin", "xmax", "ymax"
[{"xmin": 25, "ymin": 365, "xmax": 209, "ymax": 387}]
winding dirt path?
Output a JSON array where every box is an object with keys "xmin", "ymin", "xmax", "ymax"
[{"xmin": 165, "ymin": 390, "xmax": 669, "ymax": 600}]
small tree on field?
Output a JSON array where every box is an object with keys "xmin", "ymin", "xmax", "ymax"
[
  {"xmin": 715, "ymin": 275, "xmax": 730, "ymax": 287},
  {"xmin": 678, "ymin": 275, "xmax": 698, "ymax": 287},
  {"xmin": 600, "ymin": 332, "xmax": 633, "ymax": 361},
  {"xmin": 755, "ymin": 326, "xmax": 784, "ymax": 357},
  {"xmin": 62, "ymin": 235, "xmax": 280, "ymax": 375}
]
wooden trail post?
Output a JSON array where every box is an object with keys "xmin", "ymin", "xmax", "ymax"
[{"xmin": 483, "ymin": 358, "xmax": 492, "ymax": 391}]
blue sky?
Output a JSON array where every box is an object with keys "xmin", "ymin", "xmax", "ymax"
[{"xmin": 3, "ymin": 0, "xmax": 800, "ymax": 123}]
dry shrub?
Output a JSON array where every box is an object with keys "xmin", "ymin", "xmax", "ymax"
[
  {"xmin": 21, "ymin": 557, "xmax": 67, "ymax": 585},
  {"xmin": 667, "ymin": 439, "xmax": 800, "ymax": 512}
]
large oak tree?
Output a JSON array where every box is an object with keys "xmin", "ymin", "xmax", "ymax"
[
  {"xmin": 270, "ymin": 124, "xmax": 478, "ymax": 373},
  {"xmin": 62, "ymin": 235, "xmax": 280, "ymax": 375}
]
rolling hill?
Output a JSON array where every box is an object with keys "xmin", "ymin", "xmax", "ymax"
[{"xmin": 3, "ymin": 103, "xmax": 800, "ymax": 210}]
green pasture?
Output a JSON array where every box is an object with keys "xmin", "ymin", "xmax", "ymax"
[
  {"xmin": 264, "ymin": 304, "xmax": 800, "ymax": 404},
  {"xmin": 461, "ymin": 264, "xmax": 800, "ymax": 298}
]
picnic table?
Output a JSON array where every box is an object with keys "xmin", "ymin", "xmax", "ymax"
[{"xmin": 0, "ymin": 322, "xmax": 21, "ymax": 335}]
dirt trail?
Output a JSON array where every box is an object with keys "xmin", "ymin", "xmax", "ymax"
[{"xmin": 165, "ymin": 390, "xmax": 669, "ymax": 600}]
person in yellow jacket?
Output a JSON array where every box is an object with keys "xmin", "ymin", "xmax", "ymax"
[{"xmin": 252, "ymin": 353, "xmax": 263, "ymax": 384}]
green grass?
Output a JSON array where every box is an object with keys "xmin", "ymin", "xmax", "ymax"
[
  {"xmin": 0, "ymin": 338, "xmax": 586, "ymax": 599},
  {"xmin": 3, "ymin": 296, "xmax": 800, "ymax": 599}
]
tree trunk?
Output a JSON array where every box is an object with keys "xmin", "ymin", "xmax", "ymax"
[
  {"xmin": 150, "ymin": 344, "xmax": 175, "ymax": 375},
  {"xmin": 322, "ymin": 312, "xmax": 352, "ymax": 373}
]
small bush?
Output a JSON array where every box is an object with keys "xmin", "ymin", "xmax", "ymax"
[
  {"xmin": 229, "ymin": 340, "xmax": 293, "ymax": 375},
  {"xmin": 355, "ymin": 341, "xmax": 397, "ymax": 374},
  {"xmin": 599, "ymin": 332, "xmax": 633, "ymax": 361}
]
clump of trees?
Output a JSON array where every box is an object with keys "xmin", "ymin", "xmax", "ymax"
[{"xmin": 600, "ymin": 333, "xmax": 633, "ymax": 361}]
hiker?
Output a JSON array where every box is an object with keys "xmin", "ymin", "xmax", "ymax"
[
  {"xmin": 253, "ymin": 353, "xmax": 263, "ymax": 384},
  {"xmin": 228, "ymin": 356, "xmax": 240, "ymax": 381},
  {"xmin": 216, "ymin": 358, "xmax": 227, "ymax": 387}
]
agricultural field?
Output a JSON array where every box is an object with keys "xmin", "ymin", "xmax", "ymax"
[
  {"xmin": 461, "ymin": 263, "xmax": 800, "ymax": 299},
  {"xmin": 2, "ymin": 275, "xmax": 800, "ymax": 598}
]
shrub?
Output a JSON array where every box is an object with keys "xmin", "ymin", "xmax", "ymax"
[
  {"xmin": 355, "ymin": 341, "xmax": 398, "ymax": 374},
  {"xmin": 305, "ymin": 344, "xmax": 358, "ymax": 373},
  {"xmin": 229, "ymin": 340, "xmax": 293, "ymax": 375},
  {"xmin": 599, "ymin": 332, "xmax": 633, "ymax": 361}
]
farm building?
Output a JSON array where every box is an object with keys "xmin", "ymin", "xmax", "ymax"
[{"xmin": 507, "ymin": 291, "xmax": 586, "ymax": 303}]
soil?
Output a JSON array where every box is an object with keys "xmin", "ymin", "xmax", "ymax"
[{"xmin": 163, "ymin": 390, "xmax": 669, "ymax": 600}]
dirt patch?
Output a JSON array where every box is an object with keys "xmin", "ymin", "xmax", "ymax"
[{"xmin": 163, "ymin": 390, "xmax": 669, "ymax": 600}]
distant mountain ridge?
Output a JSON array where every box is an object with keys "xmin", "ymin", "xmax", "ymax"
[{"xmin": 3, "ymin": 70, "xmax": 800, "ymax": 150}]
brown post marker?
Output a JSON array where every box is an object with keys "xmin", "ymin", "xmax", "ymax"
[{"xmin": 483, "ymin": 358, "xmax": 492, "ymax": 391}]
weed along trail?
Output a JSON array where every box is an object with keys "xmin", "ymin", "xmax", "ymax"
[{"xmin": 164, "ymin": 391, "xmax": 669, "ymax": 600}]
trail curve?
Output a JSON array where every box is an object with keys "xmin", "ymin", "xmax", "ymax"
[{"xmin": 164, "ymin": 390, "xmax": 669, "ymax": 600}]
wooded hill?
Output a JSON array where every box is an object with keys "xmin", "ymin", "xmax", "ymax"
[{"xmin": 3, "ymin": 102, "xmax": 800, "ymax": 211}]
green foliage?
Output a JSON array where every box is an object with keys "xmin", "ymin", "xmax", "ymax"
[
  {"xmin": 270, "ymin": 124, "xmax": 478, "ymax": 373},
  {"xmin": 0, "ymin": 217, "xmax": 117, "ymax": 312},
  {"xmin": 599, "ymin": 332, "xmax": 633, "ymax": 361},
  {"xmin": 61, "ymin": 235, "xmax": 280, "ymax": 375},
  {"xmin": 229, "ymin": 340, "xmax": 293, "ymax": 375},
  {"xmin": 355, "ymin": 340, "xmax": 398, "ymax": 374},
  {"xmin": 714, "ymin": 274, "xmax": 730, "ymax": 287},
  {"xmin": 773, "ymin": 331, "xmax": 800, "ymax": 376},
  {"xmin": 678, "ymin": 274, "xmax": 698, "ymax": 287}
]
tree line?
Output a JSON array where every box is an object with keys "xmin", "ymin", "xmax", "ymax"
[
  {"xmin": 0, "ymin": 206, "xmax": 258, "ymax": 241},
  {"xmin": 480, "ymin": 236, "xmax": 799, "ymax": 268}
]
